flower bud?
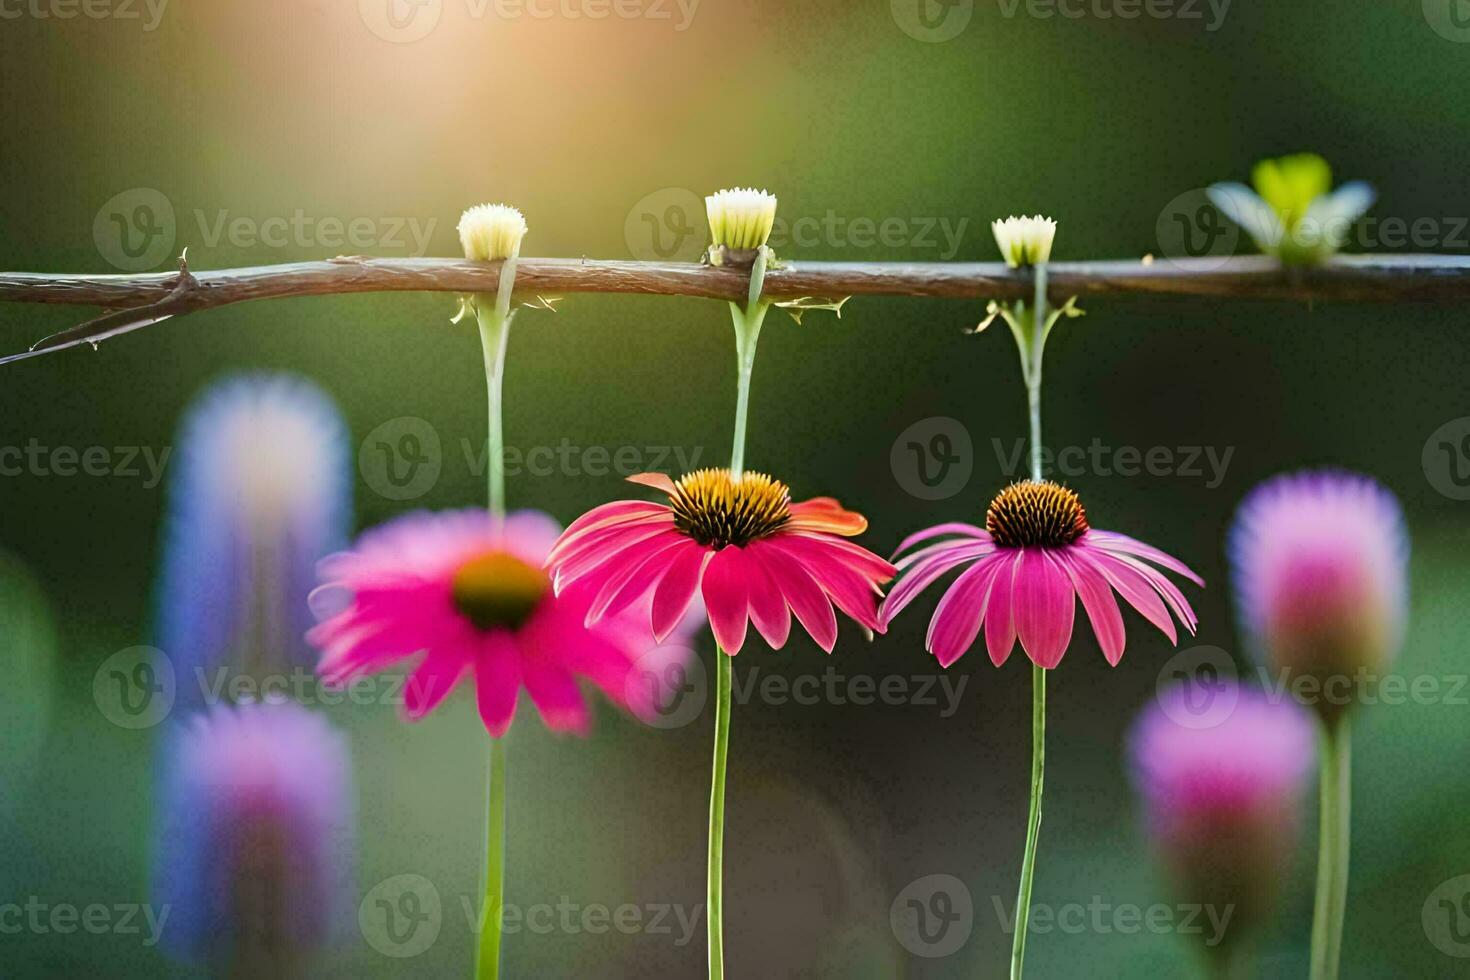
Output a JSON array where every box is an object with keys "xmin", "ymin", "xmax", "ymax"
[
  {"xmin": 705, "ymin": 187, "xmax": 778, "ymax": 254},
  {"xmin": 990, "ymin": 214, "xmax": 1056, "ymax": 267},
  {"xmin": 458, "ymin": 203, "xmax": 528, "ymax": 262}
]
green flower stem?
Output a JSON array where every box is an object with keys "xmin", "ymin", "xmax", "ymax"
[
  {"xmin": 708, "ymin": 247, "xmax": 771, "ymax": 979},
  {"xmin": 1310, "ymin": 715, "xmax": 1352, "ymax": 980},
  {"xmin": 707, "ymin": 650, "xmax": 732, "ymax": 980},
  {"xmin": 473, "ymin": 251, "xmax": 519, "ymax": 980},
  {"xmin": 477, "ymin": 735, "xmax": 508, "ymax": 980},
  {"xmin": 1011, "ymin": 262, "xmax": 1049, "ymax": 980}
]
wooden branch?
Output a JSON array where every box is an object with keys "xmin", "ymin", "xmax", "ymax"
[{"xmin": 1, "ymin": 253, "xmax": 1467, "ymax": 365}]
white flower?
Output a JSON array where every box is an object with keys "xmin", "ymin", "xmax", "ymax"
[
  {"xmin": 991, "ymin": 215, "xmax": 1057, "ymax": 268},
  {"xmin": 1207, "ymin": 154, "xmax": 1374, "ymax": 265},
  {"xmin": 457, "ymin": 203, "xmax": 528, "ymax": 262},
  {"xmin": 705, "ymin": 188, "xmax": 778, "ymax": 251}
]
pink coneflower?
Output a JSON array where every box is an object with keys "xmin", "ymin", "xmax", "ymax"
[
  {"xmin": 1229, "ymin": 469, "xmax": 1408, "ymax": 701},
  {"xmin": 880, "ymin": 480, "xmax": 1202, "ymax": 668},
  {"xmin": 308, "ymin": 508, "xmax": 695, "ymax": 737},
  {"xmin": 1128, "ymin": 684, "xmax": 1315, "ymax": 964},
  {"xmin": 544, "ymin": 470, "xmax": 896, "ymax": 654}
]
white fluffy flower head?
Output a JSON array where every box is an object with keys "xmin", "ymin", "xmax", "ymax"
[
  {"xmin": 991, "ymin": 214, "xmax": 1057, "ymax": 268},
  {"xmin": 706, "ymin": 188, "xmax": 778, "ymax": 251},
  {"xmin": 458, "ymin": 204, "xmax": 528, "ymax": 262}
]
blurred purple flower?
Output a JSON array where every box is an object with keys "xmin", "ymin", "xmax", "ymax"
[
  {"xmin": 1128, "ymin": 684, "xmax": 1315, "ymax": 959},
  {"xmin": 156, "ymin": 373, "xmax": 350, "ymax": 697},
  {"xmin": 153, "ymin": 701, "xmax": 354, "ymax": 969},
  {"xmin": 1229, "ymin": 470, "xmax": 1407, "ymax": 718}
]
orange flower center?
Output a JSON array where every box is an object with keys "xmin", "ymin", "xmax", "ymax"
[
  {"xmin": 669, "ymin": 468, "xmax": 791, "ymax": 549},
  {"xmin": 985, "ymin": 480, "xmax": 1089, "ymax": 548},
  {"xmin": 450, "ymin": 551, "xmax": 549, "ymax": 631}
]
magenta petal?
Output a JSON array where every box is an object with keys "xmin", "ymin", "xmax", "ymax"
[
  {"xmin": 984, "ymin": 552, "xmax": 1021, "ymax": 666},
  {"xmin": 522, "ymin": 662, "xmax": 590, "ymax": 735},
  {"xmin": 767, "ymin": 535, "xmax": 882, "ymax": 631},
  {"xmin": 761, "ymin": 545, "xmax": 840, "ymax": 652},
  {"xmin": 585, "ymin": 535, "xmax": 687, "ymax": 625},
  {"xmin": 1089, "ymin": 552, "xmax": 1178, "ymax": 644},
  {"xmin": 1060, "ymin": 551, "xmax": 1126, "ymax": 666},
  {"xmin": 402, "ymin": 653, "xmax": 469, "ymax": 719},
  {"xmin": 1013, "ymin": 549, "xmax": 1075, "ymax": 669},
  {"xmin": 1104, "ymin": 551, "xmax": 1199, "ymax": 634},
  {"xmin": 927, "ymin": 556, "xmax": 1003, "ymax": 668},
  {"xmin": 701, "ymin": 547, "xmax": 750, "ymax": 654},
  {"xmin": 892, "ymin": 522, "xmax": 990, "ymax": 559},
  {"xmin": 1087, "ymin": 530, "xmax": 1204, "ymax": 586},
  {"xmin": 475, "ymin": 636, "xmax": 521, "ymax": 737},
  {"xmin": 651, "ymin": 544, "xmax": 711, "ymax": 642},
  {"xmin": 882, "ymin": 542, "xmax": 994, "ymax": 626},
  {"xmin": 743, "ymin": 546, "xmax": 792, "ymax": 649}
]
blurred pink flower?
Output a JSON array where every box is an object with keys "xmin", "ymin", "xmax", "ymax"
[
  {"xmin": 545, "ymin": 470, "xmax": 895, "ymax": 654},
  {"xmin": 308, "ymin": 509, "xmax": 695, "ymax": 737},
  {"xmin": 1229, "ymin": 470, "xmax": 1408, "ymax": 705},
  {"xmin": 880, "ymin": 481, "xmax": 1201, "ymax": 668}
]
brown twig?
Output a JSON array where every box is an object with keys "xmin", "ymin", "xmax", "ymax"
[{"xmin": 1, "ymin": 253, "xmax": 1468, "ymax": 365}]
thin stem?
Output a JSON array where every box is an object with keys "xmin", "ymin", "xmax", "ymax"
[
  {"xmin": 477, "ymin": 306, "xmax": 512, "ymax": 520},
  {"xmin": 1309, "ymin": 715, "xmax": 1352, "ymax": 980},
  {"xmin": 1010, "ymin": 262, "xmax": 1049, "ymax": 980},
  {"xmin": 707, "ymin": 249, "xmax": 769, "ymax": 979},
  {"xmin": 473, "ymin": 253, "xmax": 519, "ymax": 980},
  {"xmin": 727, "ymin": 248, "xmax": 771, "ymax": 481},
  {"xmin": 476, "ymin": 737, "xmax": 508, "ymax": 980},
  {"xmin": 707, "ymin": 650, "xmax": 732, "ymax": 980}
]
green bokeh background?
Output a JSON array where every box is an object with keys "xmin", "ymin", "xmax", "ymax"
[{"xmin": 2, "ymin": 1, "xmax": 1469, "ymax": 976}]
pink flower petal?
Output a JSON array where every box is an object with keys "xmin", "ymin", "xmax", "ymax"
[
  {"xmin": 522, "ymin": 661, "xmax": 590, "ymax": 735},
  {"xmin": 546, "ymin": 501, "xmax": 669, "ymax": 563},
  {"xmin": 549, "ymin": 520, "xmax": 676, "ymax": 591},
  {"xmin": 701, "ymin": 547, "xmax": 751, "ymax": 654},
  {"xmin": 651, "ymin": 544, "xmax": 711, "ymax": 642},
  {"xmin": 402, "ymin": 652, "xmax": 469, "ymax": 719},
  {"xmin": 892, "ymin": 522, "xmax": 990, "ymax": 559},
  {"xmin": 984, "ymin": 552, "xmax": 1022, "ymax": 667},
  {"xmin": 1013, "ymin": 549, "xmax": 1076, "ymax": 669},
  {"xmin": 584, "ymin": 534, "xmax": 689, "ymax": 625},
  {"xmin": 1087, "ymin": 551, "xmax": 1178, "ymax": 644},
  {"xmin": 927, "ymin": 557, "xmax": 1004, "ymax": 668},
  {"xmin": 880, "ymin": 542, "xmax": 993, "ymax": 626},
  {"xmin": 1086, "ymin": 530, "xmax": 1203, "ymax": 586},
  {"xmin": 765, "ymin": 535, "xmax": 883, "ymax": 631},
  {"xmin": 1106, "ymin": 551, "xmax": 1199, "ymax": 634},
  {"xmin": 742, "ymin": 546, "xmax": 792, "ymax": 649},
  {"xmin": 1058, "ymin": 551, "xmax": 1126, "ymax": 666},
  {"xmin": 475, "ymin": 636, "xmax": 521, "ymax": 737},
  {"xmin": 761, "ymin": 546, "xmax": 839, "ymax": 652}
]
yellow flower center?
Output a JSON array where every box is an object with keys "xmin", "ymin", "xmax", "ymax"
[
  {"xmin": 669, "ymin": 468, "xmax": 791, "ymax": 549},
  {"xmin": 450, "ymin": 551, "xmax": 549, "ymax": 631},
  {"xmin": 985, "ymin": 481, "xmax": 1089, "ymax": 549}
]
